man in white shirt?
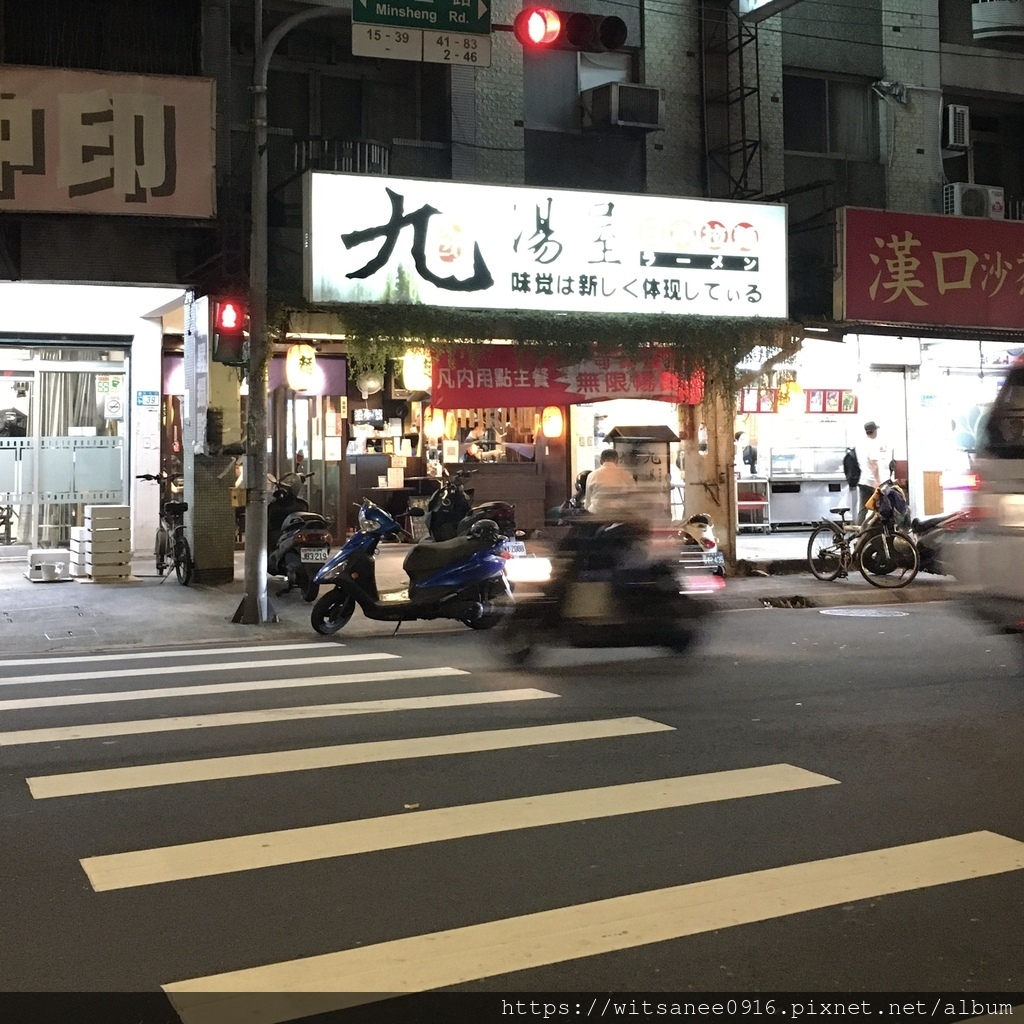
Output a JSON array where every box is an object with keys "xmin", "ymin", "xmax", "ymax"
[
  {"xmin": 584, "ymin": 449, "xmax": 638, "ymax": 518},
  {"xmin": 858, "ymin": 420, "xmax": 891, "ymax": 522}
]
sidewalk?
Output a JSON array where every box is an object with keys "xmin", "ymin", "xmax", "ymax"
[{"xmin": 0, "ymin": 531, "xmax": 959, "ymax": 656}]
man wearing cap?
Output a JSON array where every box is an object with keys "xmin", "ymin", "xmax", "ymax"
[{"xmin": 858, "ymin": 420, "xmax": 890, "ymax": 523}]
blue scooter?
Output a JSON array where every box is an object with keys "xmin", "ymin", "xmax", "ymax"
[{"xmin": 310, "ymin": 499, "xmax": 514, "ymax": 636}]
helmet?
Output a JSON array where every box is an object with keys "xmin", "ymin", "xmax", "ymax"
[{"xmin": 466, "ymin": 518, "xmax": 500, "ymax": 541}]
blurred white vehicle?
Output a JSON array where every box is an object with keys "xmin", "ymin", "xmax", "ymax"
[{"xmin": 950, "ymin": 359, "xmax": 1024, "ymax": 634}]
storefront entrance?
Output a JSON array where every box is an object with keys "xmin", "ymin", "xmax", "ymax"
[{"xmin": 0, "ymin": 338, "xmax": 129, "ymax": 548}]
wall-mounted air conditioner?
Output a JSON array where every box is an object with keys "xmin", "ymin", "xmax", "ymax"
[
  {"xmin": 946, "ymin": 104, "xmax": 971, "ymax": 150},
  {"xmin": 581, "ymin": 82, "xmax": 663, "ymax": 131},
  {"xmin": 943, "ymin": 181, "xmax": 1005, "ymax": 219}
]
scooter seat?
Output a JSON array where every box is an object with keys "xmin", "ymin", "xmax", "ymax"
[
  {"xmin": 403, "ymin": 535, "xmax": 487, "ymax": 575},
  {"xmin": 912, "ymin": 514, "xmax": 955, "ymax": 532},
  {"xmin": 281, "ymin": 511, "xmax": 329, "ymax": 530}
]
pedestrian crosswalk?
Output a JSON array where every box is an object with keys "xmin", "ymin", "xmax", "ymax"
[{"xmin": 1, "ymin": 639, "xmax": 1022, "ymax": 1021}]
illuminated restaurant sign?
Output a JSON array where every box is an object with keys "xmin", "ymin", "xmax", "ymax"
[
  {"xmin": 305, "ymin": 172, "xmax": 788, "ymax": 319},
  {"xmin": 838, "ymin": 207, "xmax": 1024, "ymax": 331}
]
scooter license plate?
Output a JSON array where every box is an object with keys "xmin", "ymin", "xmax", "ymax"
[
  {"xmin": 502, "ymin": 540, "xmax": 527, "ymax": 556},
  {"xmin": 703, "ymin": 551, "xmax": 725, "ymax": 567},
  {"xmin": 301, "ymin": 547, "xmax": 329, "ymax": 563}
]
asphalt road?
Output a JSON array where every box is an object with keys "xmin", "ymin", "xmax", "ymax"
[{"xmin": 1, "ymin": 602, "xmax": 1023, "ymax": 1023}]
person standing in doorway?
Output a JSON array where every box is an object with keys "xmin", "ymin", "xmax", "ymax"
[{"xmin": 858, "ymin": 420, "xmax": 890, "ymax": 523}]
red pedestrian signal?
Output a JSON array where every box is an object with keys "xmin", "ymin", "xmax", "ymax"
[
  {"xmin": 211, "ymin": 298, "xmax": 248, "ymax": 366},
  {"xmin": 215, "ymin": 300, "xmax": 244, "ymax": 334},
  {"xmin": 513, "ymin": 8, "xmax": 628, "ymax": 52}
]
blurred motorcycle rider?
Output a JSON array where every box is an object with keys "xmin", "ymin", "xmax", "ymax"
[{"xmin": 583, "ymin": 449, "xmax": 638, "ymax": 518}]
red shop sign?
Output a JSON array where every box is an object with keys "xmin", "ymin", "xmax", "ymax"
[
  {"xmin": 839, "ymin": 207, "xmax": 1024, "ymax": 330},
  {"xmin": 430, "ymin": 347, "xmax": 704, "ymax": 409}
]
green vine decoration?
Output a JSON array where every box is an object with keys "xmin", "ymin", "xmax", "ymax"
[{"xmin": 268, "ymin": 299, "xmax": 805, "ymax": 399}]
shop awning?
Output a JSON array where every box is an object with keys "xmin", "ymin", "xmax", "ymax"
[{"xmin": 430, "ymin": 346, "xmax": 703, "ymax": 409}]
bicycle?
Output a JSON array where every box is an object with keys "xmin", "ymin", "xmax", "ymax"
[
  {"xmin": 136, "ymin": 472, "xmax": 193, "ymax": 585},
  {"xmin": 806, "ymin": 501, "xmax": 919, "ymax": 589}
]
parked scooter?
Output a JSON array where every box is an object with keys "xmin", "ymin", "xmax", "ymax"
[
  {"xmin": 678, "ymin": 512, "xmax": 726, "ymax": 578},
  {"xmin": 498, "ymin": 517, "xmax": 712, "ymax": 665},
  {"xmin": 911, "ymin": 509, "xmax": 973, "ymax": 576},
  {"xmin": 424, "ymin": 467, "xmax": 518, "ymax": 542},
  {"xmin": 310, "ymin": 498, "xmax": 514, "ymax": 635},
  {"xmin": 267, "ymin": 472, "xmax": 332, "ymax": 601}
]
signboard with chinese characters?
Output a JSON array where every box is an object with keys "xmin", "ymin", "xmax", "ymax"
[
  {"xmin": 0, "ymin": 65, "xmax": 215, "ymax": 218},
  {"xmin": 838, "ymin": 207, "xmax": 1024, "ymax": 330},
  {"xmin": 305, "ymin": 172, "xmax": 788, "ymax": 318},
  {"xmin": 429, "ymin": 346, "xmax": 704, "ymax": 408}
]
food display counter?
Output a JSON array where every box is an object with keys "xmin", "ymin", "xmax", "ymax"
[{"xmin": 767, "ymin": 447, "xmax": 853, "ymax": 526}]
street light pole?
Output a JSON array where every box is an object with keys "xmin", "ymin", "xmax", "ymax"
[{"xmin": 234, "ymin": 1, "xmax": 341, "ymax": 624}]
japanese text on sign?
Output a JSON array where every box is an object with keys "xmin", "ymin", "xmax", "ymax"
[{"xmin": 305, "ymin": 173, "xmax": 787, "ymax": 319}]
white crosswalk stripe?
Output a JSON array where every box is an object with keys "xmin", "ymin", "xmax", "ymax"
[
  {"xmin": 2, "ymin": 687, "xmax": 558, "ymax": 746},
  {"xmin": 26, "ymin": 717, "xmax": 674, "ymax": 798},
  {"xmin": 0, "ymin": 641, "xmax": 334, "ymax": 670},
  {"xmin": 81, "ymin": 764, "xmax": 838, "ymax": 890},
  {"xmin": 0, "ymin": 665, "xmax": 466, "ymax": 711},
  {"xmin": 162, "ymin": 831, "xmax": 1024, "ymax": 1024},
  {"xmin": 0, "ymin": 651, "xmax": 397, "ymax": 687}
]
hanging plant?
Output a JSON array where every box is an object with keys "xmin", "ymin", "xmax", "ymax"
[{"xmin": 268, "ymin": 298, "xmax": 805, "ymax": 397}]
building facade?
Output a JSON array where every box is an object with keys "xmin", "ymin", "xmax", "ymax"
[{"xmin": 2, "ymin": 0, "xmax": 1022, "ymax": 555}]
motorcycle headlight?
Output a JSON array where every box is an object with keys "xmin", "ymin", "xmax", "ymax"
[{"xmin": 357, "ymin": 507, "xmax": 382, "ymax": 533}]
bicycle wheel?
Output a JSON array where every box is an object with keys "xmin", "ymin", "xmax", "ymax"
[
  {"xmin": 154, "ymin": 526, "xmax": 170, "ymax": 575},
  {"xmin": 174, "ymin": 534, "xmax": 193, "ymax": 586},
  {"xmin": 807, "ymin": 524, "xmax": 845, "ymax": 581},
  {"xmin": 858, "ymin": 529, "xmax": 919, "ymax": 589}
]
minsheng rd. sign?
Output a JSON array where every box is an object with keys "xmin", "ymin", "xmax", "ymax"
[
  {"xmin": 351, "ymin": 0, "xmax": 491, "ymax": 64},
  {"xmin": 304, "ymin": 172, "xmax": 788, "ymax": 319},
  {"xmin": 353, "ymin": 0, "xmax": 490, "ymax": 34}
]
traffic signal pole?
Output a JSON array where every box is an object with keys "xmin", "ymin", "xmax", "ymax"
[{"xmin": 234, "ymin": 1, "xmax": 341, "ymax": 625}]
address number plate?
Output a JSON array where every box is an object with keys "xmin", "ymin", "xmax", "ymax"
[{"xmin": 423, "ymin": 31, "xmax": 492, "ymax": 67}]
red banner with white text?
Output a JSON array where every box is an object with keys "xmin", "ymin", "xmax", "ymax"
[
  {"xmin": 840, "ymin": 207, "xmax": 1024, "ymax": 330},
  {"xmin": 429, "ymin": 347, "xmax": 704, "ymax": 409}
]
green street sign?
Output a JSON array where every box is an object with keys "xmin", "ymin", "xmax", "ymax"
[{"xmin": 353, "ymin": 0, "xmax": 490, "ymax": 36}]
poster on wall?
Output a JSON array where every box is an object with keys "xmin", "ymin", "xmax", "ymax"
[
  {"xmin": 804, "ymin": 389, "xmax": 858, "ymax": 414},
  {"xmin": 739, "ymin": 388, "xmax": 778, "ymax": 413}
]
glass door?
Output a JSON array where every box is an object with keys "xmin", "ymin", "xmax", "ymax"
[{"xmin": 0, "ymin": 342, "xmax": 129, "ymax": 548}]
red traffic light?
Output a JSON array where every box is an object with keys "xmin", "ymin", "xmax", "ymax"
[
  {"xmin": 515, "ymin": 7, "xmax": 561, "ymax": 45},
  {"xmin": 513, "ymin": 8, "xmax": 627, "ymax": 51},
  {"xmin": 214, "ymin": 299, "xmax": 245, "ymax": 334}
]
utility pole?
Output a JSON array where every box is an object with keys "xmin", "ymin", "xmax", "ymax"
[{"xmin": 234, "ymin": 0, "xmax": 342, "ymax": 624}]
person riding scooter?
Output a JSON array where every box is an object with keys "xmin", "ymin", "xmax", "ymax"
[{"xmin": 498, "ymin": 514, "xmax": 710, "ymax": 664}]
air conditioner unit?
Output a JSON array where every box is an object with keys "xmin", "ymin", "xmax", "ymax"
[
  {"xmin": 944, "ymin": 182, "xmax": 1005, "ymax": 219},
  {"xmin": 946, "ymin": 104, "xmax": 971, "ymax": 150},
  {"xmin": 582, "ymin": 82, "xmax": 663, "ymax": 131}
]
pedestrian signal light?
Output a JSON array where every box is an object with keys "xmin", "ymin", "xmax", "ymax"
[
  {"xmin": 215, "ymin": 300, "xmax": 243, "ymax": 333},
  {"xmin": 212, "ymin": 298, "xmax": 248, "ymax": 366},
  {"xmin": 513, "ymin": 8, "xmax": 628, "ymax": 52}
]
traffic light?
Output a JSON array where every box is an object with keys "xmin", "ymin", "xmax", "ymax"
[
  {"xmin": 513, "ymin": 7, "xmax": 628, "ymax": 52},
  {"xmin": 211, "ymin": 298, "xmax": 248, "ymax": 366}
]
